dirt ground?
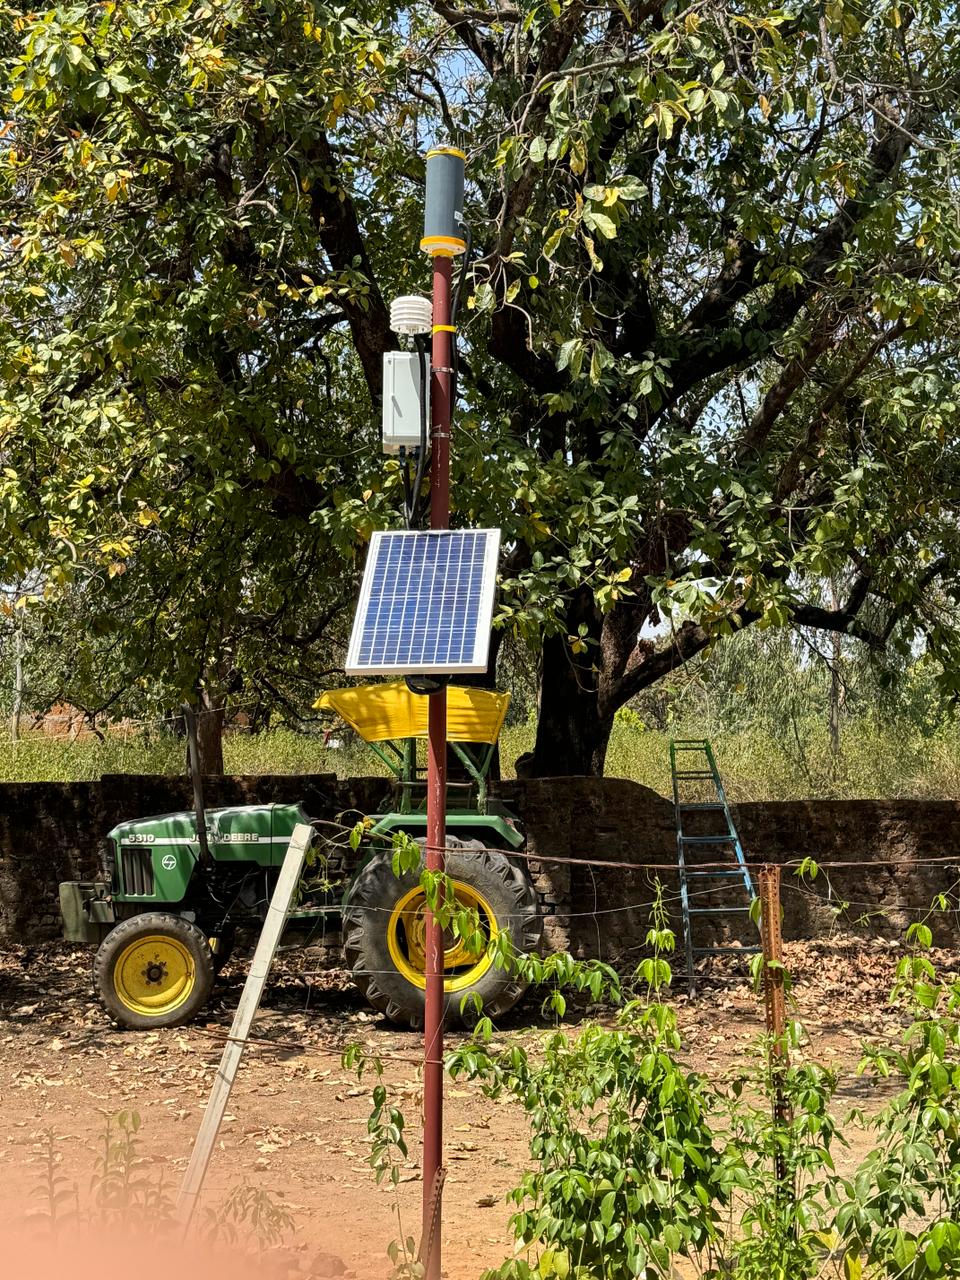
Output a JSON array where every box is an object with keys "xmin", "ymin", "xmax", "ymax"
[{"xmin": 0, "ymin": 938, "xmax": 942, "ymax": 1280}]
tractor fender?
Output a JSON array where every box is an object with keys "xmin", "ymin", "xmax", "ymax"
[{"xmin": 368, "ymin": 812, "xmax": 524, "ymax": 849}]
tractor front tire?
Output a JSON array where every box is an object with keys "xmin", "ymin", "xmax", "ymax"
[
  {"xmin": 343, "ymin": 838, "xmax": 542, "ymax": 1029},
  {"xmin": 94, "ymin": 912, "xmax": 215, "ymax": 1030},
  {"xmin": 209, "ymin": 924, "xmax": 236, "ymax": 975}
]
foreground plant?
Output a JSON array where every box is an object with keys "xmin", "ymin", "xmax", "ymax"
[
  {"xmin": 29, "ymin": 1110, "xmax": 295, "ymax": 1262},
  {"xmin": 450, "ymin": 897, "xmax": 726, "ymax": 1279},
  {"xmin": 448, "ymin": 900, "xmax": 960, "ymax": 1279},
  {"xmin": 709, "ymin": 1035, "xmax": 842, "ymax": 1280},
  {"xmin": 829, "ymin": 929, "xmax": 960, "ymax": 1279}
]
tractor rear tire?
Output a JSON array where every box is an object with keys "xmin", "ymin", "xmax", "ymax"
[
  {"xmin": 343, "ymin": 838, "xmax": 542, "ymax": 1029},
  {"xmin": 94, "ymin": 912, "xmax": 215, "ymax": 1030}
]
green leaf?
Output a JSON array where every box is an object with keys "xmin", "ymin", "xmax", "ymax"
[
  {"xmin": 543, "ymin": 227, "xmax": 566, "ymax": 259},
  {"xmin": 583, "ymin": 210, "xmax": 617, "ymax": 240},
  {"xmin": 599, "ymin": 1190, "xmax": 616, "ymax": 1227}
]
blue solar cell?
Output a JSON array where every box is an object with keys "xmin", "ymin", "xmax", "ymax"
[{"xmin": 345, "ymin": 529, "xmax": 500, "ymax": 674}]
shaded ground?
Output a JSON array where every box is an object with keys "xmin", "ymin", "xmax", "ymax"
[{"xmin": 0, "ymin": 938, "xmax": 943, "ymax": 1279}]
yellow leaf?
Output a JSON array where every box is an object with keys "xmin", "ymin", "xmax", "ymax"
[
  {"xmin": 105, "ymin": 182, "xmax": 120, "ymax": 202},
  {"xmin": 136, "ymin": 508, "xmax": 159, "ymax": 527},
  {"xmin": 615, "ymin": 567, "xmax": 632, "ymax": 582},
  {"xmin": 107, "ymin": 561, "xmax": 126, "ymax": 578},
  {"xmin": 11, "ymin": 86, "xmax": 24, "ymax": 104},
  {"xmin": 58, "ymin": 242, "xmax": 76, "ymax": 267},
  {"xmin": 842, "ymin": 1251, "xmax": 863, "ymax": 1280},
  {"xmin": 759, "ymin": 94, "xmax": 771, "ymax": 118},
  {"xmin": 583, "ymin": 234, "xmax": 602, "ymax": 273}
]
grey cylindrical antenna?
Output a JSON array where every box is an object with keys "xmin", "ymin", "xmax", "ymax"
[{"xmin": 420, "ymin": 146, "xmax": 466, "ymax": 257}]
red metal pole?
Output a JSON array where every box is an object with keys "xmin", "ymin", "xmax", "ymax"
[
  {"xmin": 422, "ymin": 253, "xmax": 453, "ymax": 1280},
  {"xmin": 430, "ymin": 258, "xmax": 452, "ymax": 531}
]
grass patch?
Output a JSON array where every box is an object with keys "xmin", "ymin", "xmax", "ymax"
[{"xmin": 3, "ymin": 716, "xmax": 960, "ymax": 800}]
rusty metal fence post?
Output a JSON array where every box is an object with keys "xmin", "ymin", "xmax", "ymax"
[{"xmin": 758, "ymin": 863, "xmax": 792, "ymax": 1192}]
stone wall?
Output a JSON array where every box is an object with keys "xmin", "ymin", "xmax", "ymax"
[
  {"xmin": 2, "ymin": 774, "xmax": 959, "ymax": 954},
  {"xmin": 0, "ymin": 773, "xmax": 391, "ymax": 943},
  {"xmin": 501, "ymin": 780, "xmax": 960, "ymax": 958}
]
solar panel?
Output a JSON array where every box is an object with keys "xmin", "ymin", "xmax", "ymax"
[{"xmin": 345, "ymin": 529, "xmax": 501, "ymax": 675}]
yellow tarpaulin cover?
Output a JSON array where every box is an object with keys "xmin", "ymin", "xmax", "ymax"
[{"xmin": 314, "ymin": 681, "xmax": 510, "ymax": 745}]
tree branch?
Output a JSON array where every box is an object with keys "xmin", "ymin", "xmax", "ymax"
[
  {"xmin": 739, "ymin": 318, "xmax": 840, "ymax": 456},
  {"xmin": 302, "ymin": 133, "xmax": 392, "ymax": 399},
  {"xmin": 773, "ymin": 317, "xmax": 905, "ymax": 502},
  {"xmin": 668, "ymin": 103, "xmax": 913, "ymax": 408},
  {"xmin": 431, "ymin": 1, "xmax": 502, "ymax": 73}
]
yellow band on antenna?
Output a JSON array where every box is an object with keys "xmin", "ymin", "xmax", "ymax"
[{"xmin": 425, "ymin": 146, "xmax": 467, "ymax": 161}]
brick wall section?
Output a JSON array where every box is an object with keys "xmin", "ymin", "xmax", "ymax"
[
  {"xmin": 2, "ymin": 775, "xmax": 959, "ymax": 952},
  {"xmin": 0, "ymin": 773, "xmax": 393, "ymax": 943},
  {"xmin": 500, "ymin": 782, "xmax": 960, "ymax": 956},
  {"xmin": 497, "ymin": 779, "xmax": 676, "ymax": 958}
]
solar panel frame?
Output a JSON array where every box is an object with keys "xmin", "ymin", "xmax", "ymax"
[{"xmin": 345, "ymin": 528, "xmax": 501, "ymax": 676}]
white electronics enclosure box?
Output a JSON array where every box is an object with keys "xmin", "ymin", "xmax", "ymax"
[{"xmin": 382, "ymin": 351, "xmax": 430, "ymax": 454}]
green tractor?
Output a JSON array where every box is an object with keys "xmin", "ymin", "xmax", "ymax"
[{"xmin": 59, "ymin": 683, "xmax": 542, "ymax": 1031}]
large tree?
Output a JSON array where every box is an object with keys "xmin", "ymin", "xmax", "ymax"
[{"xmin": 3, "ymin": 0, "xmax": 960, "ymax": 774}]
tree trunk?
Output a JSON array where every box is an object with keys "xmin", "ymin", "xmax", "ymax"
[
  {"xmin": 196, "ymin": 684, "xmax": 225, "ymax": 775},
  {"xmin": 448, "ymin": 627, "xmax": 506, "ymax": 781},
  {"xmin": 10, "ymin": 618, "xmax": 23, "ymax": 745},
  {"xmin": 828, "ymin": 580, "xmax": 845, "ymax": 766},
  {"xmin": 530, "ymin": 624, "xmax": 613, "ymax": 777}
]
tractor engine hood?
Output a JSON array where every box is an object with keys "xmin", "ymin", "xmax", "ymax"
[{"xmin": 107, "ymin": 803, "xmax": 309, "ymax": 901}]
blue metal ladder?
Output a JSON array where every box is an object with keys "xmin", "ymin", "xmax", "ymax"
[{"xmin": 670, "ymin": 739, "xmax": 758, "ymax": 995}]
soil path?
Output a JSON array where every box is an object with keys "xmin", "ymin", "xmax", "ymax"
[{"xmin": 0, "ymin": 940, "xmax": 932, "ymax": 1279}]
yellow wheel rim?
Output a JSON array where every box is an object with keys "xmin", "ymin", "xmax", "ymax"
[
  {"xmin": 386, "ymin": 881, "xmax": 498, "ymax": 992},
  {"xmin": 114, "ymin": 934, "xmax": 196, "ymax": 1017}
]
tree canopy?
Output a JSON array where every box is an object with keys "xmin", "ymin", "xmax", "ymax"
[{"xmin": 3, "ymin": 0, "xmax": 960, "ymax": 773}]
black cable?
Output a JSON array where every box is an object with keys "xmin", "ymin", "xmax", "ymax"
[
  {"xmin": 402, "ymin": 221, "xmax": 470, "ymax": 530},
  {"xmin": 449, "ymin": 220, "xmax": 472, "ymax": 413},
  {"xmin": 451, "ymin": 220, "xmax": 472, "ymax": 323},
  {"xmin": 407, "ymin": 334, "xmax": 430, "ymax": 528},
  {"xmin": 400, "ymin": 446, "xmax": 414, "ymax": 526}
]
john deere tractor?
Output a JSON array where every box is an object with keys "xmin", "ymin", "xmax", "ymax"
[{"xmin": 60, "ymin": 683, "xmax": 542, "ymax": 1030}]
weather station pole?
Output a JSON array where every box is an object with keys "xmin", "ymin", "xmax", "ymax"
[{"xmin": 419, "ymin": 144, "xmax": 466, "ymax": 1280}]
